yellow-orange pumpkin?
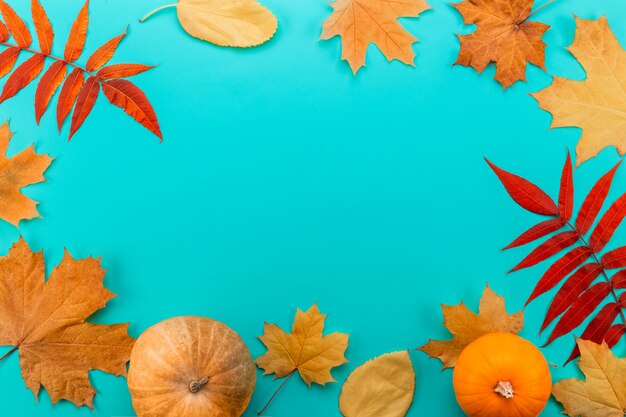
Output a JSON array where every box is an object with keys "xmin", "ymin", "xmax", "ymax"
[
  {"xmin": 453, "ymin": 333, "xmax": 551, "ymax": 417},
  {"xmin": 128, "ymin": 316, "xmax": 256, "ymax": 417}
]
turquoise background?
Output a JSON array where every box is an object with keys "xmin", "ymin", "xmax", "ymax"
[{"xmin": 0, "ymin": 0, "xmax": 625, "ymax": 415}]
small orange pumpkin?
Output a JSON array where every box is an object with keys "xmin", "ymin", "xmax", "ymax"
[
  {"xmin": 128, "ymin": 316, "xmax": 256, "ymax": 417},
  {"xmin": 453, "ymin": 333, "xmax": 551, "ymax": 417}
]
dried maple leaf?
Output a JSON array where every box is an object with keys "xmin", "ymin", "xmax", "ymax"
[
  {"xmin": 256, "ymin": 304, "xmax": 349, "ymax": 415},
  {"xmin": 339, "ymin": 351, "xmax": 415, "ymax": 417},
  {"xmin": 0, "ymin": 121, "xmax": 52, "ymax": 226},
  {"xmin": 532, "ymin": 17, "xmax": 626, "ymax": 165},
  {"xmin": 453, "ymin": 0, "xmax": 549, "ymax": 88},
  {"xmin": 0, "ymin": 238, "xmax": 135, "ymax": 408},
  {"xmin": 553, "ymin": 339, "xmax": 626, "ymax": 417},
  {"xmin": 419, "ymin": 284, "xmax": 524, "ymax": 368},
  {"xmin": 320, "ymin": 0, "xmax": 430, "ymax": 74}
]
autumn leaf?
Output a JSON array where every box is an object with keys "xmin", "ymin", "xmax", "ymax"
[
  {"xmin": 419, "ymin": 284, "xmax": 524, "ymax": 368},
  {"xmin": 256, "ymin": 304, "xmax": 349, "ymax": 415},
  {"xmin": 140, "ymin": 0, "xmax": 277, "ymax": 48},
  {"xmin": 553, "ymin": 339, "xmax": 626, "ymax": 417},
  {"xmin": 0, "ymin": 121, "xmax": 52, "ymax": 226},
  {"xmin": 453, "ymin": 0, "xmax": 549, "ymax": 88},
  {"xmin": 320, "ymin": 0, "xmax": 430, "ymax": 74},
  {"xmin": 0, "ymin": 238, "xmax": 135, "ymax": 408},
  {"xmin": 339, "ymin": 351, "xmax": 415, "ymax": 417},
  {"xmin": 532, "ymin": 17, "xmax": 626, "ymax": 165}
]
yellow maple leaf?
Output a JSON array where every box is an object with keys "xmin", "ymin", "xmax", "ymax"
[
  {"xmin": 320, "ymin": 0, "xmax": 430, "ymax": 74},
  {"xmin": 0, "ymin": 121, "xmax": 52, "ymax": 226},
  {"xmin": 553, "ymin": 339, "xmax": 626, "ymax": 417},
  {"xmin": 0, "ymin": 238, "xmax": 135, "ymax": 408},
  {"xmin": 532, "ymin": 17, "xmax": 626, "ymax": 165},
  {"xmin": 453, "ymin": 0, "xmax": 549, "ymax": 88},
  {"xmin": 418, "ymin": 284, "xmax": 524, "ymax": 368}
]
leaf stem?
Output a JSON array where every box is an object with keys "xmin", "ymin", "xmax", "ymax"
[
  {"xmin": 0, "ymin": 41, "xmax": 96, "ymax": 76},
  {"xmin": 0, "ymin": 346, "xmax": 17, "ymax": 362},
  {"xmin": 139, "ymin": 4, "xmax": 177, "ymax": 23},
  {"xmin": 527, "ymin": 0, "xmax": 557, "ymax": 20},
  {"xmin": 257, "ymin": 370, "xmax": 295, "ymax": 416}
]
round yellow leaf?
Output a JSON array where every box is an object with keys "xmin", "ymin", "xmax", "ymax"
[
  {"xmin": 339, "ymin": 351, "xmax": 416, "ymax": 417},
  {"xmin": 176, "ymin": 0, "xmax": 277, "ymax": 47}
]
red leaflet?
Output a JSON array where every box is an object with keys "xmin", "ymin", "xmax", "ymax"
[
  {"xmin": 612, "ymin": 270, "xmax": 626, "ymax": 289},
  {"xmin": 0, "ymin": 47, "xmax": 19, "ymax": 78},
  {"xmin": 602, "ymin": 246, "xmax": 626, "ymax": 269},
  {"xmin": 504, "ymin": 218, "xmax": 565, "ymax": 250},
  {"xmin": 0, "ymin": 1, "xmax": 31, "ymax": 48},
  {"xmin": 69, "ymin": 76, "xmax": 99, "ymax": 139},
  {"xmin": 509, "ymin": 231, "xmax": 578, "ymax": 272},
  {"xmin": 526, "ymin": 246, "xmax": 591, "ymax": 305},
  {"xmin": 35, "ymin": 61, "xmax": 66, "ymax": 124},
  {"xmin": 589, "ymin": 193, "xmax": 626, "ymax": 252},
  {"xmin": 620, "ymin": 293, "xmax": 626, "ymax": 308},
  {"xmin": 85, "ymin": 31, "xmax": 126, "ymax": 72},
  {"xmin": 57, "ymin": 67, "xmax": 84, "ymax": 131},
  {"xmin": 541, "ymin": 263, "xmax": 603, "ymax": 331},
  {"xmin": 565, "ymin": 302, "xmax": 620, "ymax": 364},
  {"xmin": 604, "ymin": 324, "xmax": 626, "ymax": 348},
  {"xmin": 0, "ymin": 20, "xmax": 8, "ymax": 42},
  {"xmin": 64, "ymin": 1, "xmax": 89, "ymax": 63},
  {"xmin": 486, "ymin": 159, "xmax": 558, "ymax": 215},
  {"xmin": 101, "ymin": 79, "xmax": 162, "ymax": 140},
  {"xmin": 97, "ymin": 64, "xmax": 154, "ymax": 80},
  {"xmin": 0, "ymin": 53, "xmax": 45, "ymax": 102},
  {"xmin": 558, "ymin": 152, "xmax": 574, "ymax": 220},
  {"xmin": 576, "ymin": 162, "xmax": 621, "ymax": 235},
  {"xmin": 31, "ymin": 0, "xmax": 52, "ymax": 55},
  {"xmin": 545, "ymin": 282, "xmax": 610, "ymax": 345}
]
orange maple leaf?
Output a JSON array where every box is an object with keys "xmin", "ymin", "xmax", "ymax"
[
  {"xmin": 0, "ymin": 238, "xmax": 135, "ymax": 408},
  {"xmin": 321, "ymin": 0, "xmax": 430, "ymax": 74},
  {"xmin": 453, "ymin": 0, "xmax": 549, "ymax": 88},
  {"xmin": 0, "ymin": 121, "xmax": 52, "ymax": 226}
]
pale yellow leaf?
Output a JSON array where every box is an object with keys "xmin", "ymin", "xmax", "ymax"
[
  {"xmin": 339, "ymin": 351, "xmax": 415, "ymax": 417},
  {"xmin": 553, "ymin": 339, "xmax": 626, "ymax": 417}
]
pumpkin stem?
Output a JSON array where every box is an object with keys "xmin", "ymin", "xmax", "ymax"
[
  {"xmin": 188, "ymin": 376, "xmax": 210, "ymax": 393},
  {"xmin": 494, "ymin": 381, "xmax": 514, "ymax": 399}
]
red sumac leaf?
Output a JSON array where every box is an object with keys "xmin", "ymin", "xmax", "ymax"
[
  {"xmin": 545, "ymin": 282, "xmax": 611, "ymax": 345},
  {"xmin": 0, "ymin": 53, "xmax": 45, "ymax": 102},
  {"xmin": 589, "ymin": 193, "xmax": 626, "ymax": 252},
  {"xmin": 602, "ymin": 246, "xmax": 626, "ymax": 269},
  {"xmin": 0, "ymin": 1, "xmax": 32, "ymax": 48},
  {"xmin": 558, "ymin": 152, "xmax": 574, "ymax": 220},
  {"xmin": 486, "ymin": 159, "xmax": 558, "ymax": 215},
  {"xmin": 613, "ymin": 270, "xmax": 626, "ymax": 289},
  {"xmin": 31, "ymin": 0, "xmax": 53, "ymax": 55},
  {"xmin": 69, "ymin": 75, "xmax": 99, "ymax": 139},
  {"xmin": 35, "ymin": 61, "xmax": 66, "ymax": 124},
  {"xmin": 97, "ymin": 64, "xmax": 154, "ymax": 80},
  {"xmin": 526, "ymin": 246, "xmax": 591, "ymax": 305},
  {"xmin": 604, "ymin": 324, "xmax": 626, "ymax": 348},
  {"xmin": 101, "ymin": 79, "xmax": 162, "ymax": 140},
  {"xmin": 57, "ymin": 67, "xmax": 84, "ymax": 131},
  {"xmin": 576, "ymin": 161, "xmax": 621, "ymax": 235},
  {"xmin": 504, "ymin": 218, "xmax": 565, "ymax": 250},
  {"xmin": 510, "ymin": 231, "xmax": 578, "ymax": 272},
  {"xmin": 0, "ymin": 46, "xmax": 20, "ymax": 78},
  {"xmin": 86, "ymin": 31, "xmax": 126, "ymax": 72},
  {"xmin": 565, "ymin": 302, "xmax": 620, "ymax": 364},
  {"xmin": 0, "ymin": 20, "xmax": 8, "ymax": 42},
  {"xmin": 542, "ymin": 263, "xmax": 603, "ymax": 331},
  {"xmin": 64, "ymin": 0, "xmax": 89, "ymax": 63}
]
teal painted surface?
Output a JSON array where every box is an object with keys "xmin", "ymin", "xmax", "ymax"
[{"xmin": 0, "ymin": 0, "xmax": 625, "ymax": 415}]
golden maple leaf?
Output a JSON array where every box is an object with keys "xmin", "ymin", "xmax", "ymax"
[
  {"xmin": 320, "ymin": 0, "xmax": 430, "ymax": 74},
  {"xmin": 453, "ymin": 0, "xmax": 549, "ymax": 88},
  {"xmin": 257, "ymin": 304, "xmax": 349, "ymax": 385},
  {"xmin": 553, "ymin": 339, "xmax": 626, "ymax": 417},
  {"xmin": 0, "ymin": 238, "xmax": 135, "ymax": 408},
  {"xmin": 532, "ymin": 17, "xmax": 626, "ymax": 165},
  {"xmin": 0, "ymin": 121, "xmax": 52, "ymax": 226},
  {"xmin": 418, "ymin": 284, "xmax": 524, "ymax": 368}
]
